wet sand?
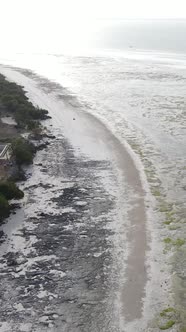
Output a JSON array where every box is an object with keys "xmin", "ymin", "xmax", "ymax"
[{"xmin": 0, "ymin": 66, "xmax": 148, "ymax": 331}]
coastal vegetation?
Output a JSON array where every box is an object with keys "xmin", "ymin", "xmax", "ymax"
[
  {"xmin": 159, "ymin": 320, "xmax": 175, "ymax": 330},
  {"xmin": 0, "ymin": 181, "xmax": 24, "ymax": 223},
  {"xmin": 160, "ymin": 308, "xmax": 176, "ymax": 317},
  {"xmin": 157, "ymin": 307, "xmax": 186, "ymax": 331},
  {"xmin": 0, "ymin": 73, "xmax": 50, "ymax": 130},
  {"xmin": 164, "ymin": 237, "xmax": 185, "ymax": 247},
  {"xmin": 12, "ymin": 137, "xmax": 36, "ymax": 165},
  {"xmin": 0, "ymin": 181, "xmax": 24, "ymax": 200},
  {"xmin": 0, "ymin": 73, "xmax": 49, "ymax": 224},
  {"xmin": 0, "ymin": 194, "xmax": 10, "ymax": 221}
]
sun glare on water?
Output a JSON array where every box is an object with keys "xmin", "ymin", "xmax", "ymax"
[{"xmin": 1, "ymin": 0, "xmax": 186, "ymax": 54}]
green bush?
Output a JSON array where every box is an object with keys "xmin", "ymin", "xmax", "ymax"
[
  {"xmin": 29, "ymin": 107, "xmax": 49, "ymax": 120},
  {"xmin": 27, "ymin": 120, "xmax": 40, "ymax": 131},
  {"xmin": 12, "ymin": 138, "xmax": 35, "ymax": 165},
  {"xmin": 0, "ymin": 194, "xmax": 10, "ymax": 221},
  {"xmin": 0, "ymin": 181, "xmax": 24, "ymax": 200}
]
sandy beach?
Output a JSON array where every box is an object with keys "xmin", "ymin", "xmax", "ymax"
[{"xmin": 0, "ymin": 65, "xmax": 178, "ymax": 332}]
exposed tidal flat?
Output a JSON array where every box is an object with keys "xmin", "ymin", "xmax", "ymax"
[{"xmin": 0, "ymin": 53, "xmax": 185, "ymax": 332}]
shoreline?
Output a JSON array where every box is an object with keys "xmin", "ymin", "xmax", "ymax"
[{"xmin": 0, "ymin": 65, "xmax": 176, "ymax": 331}]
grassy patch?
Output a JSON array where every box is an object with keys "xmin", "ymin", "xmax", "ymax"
[
  {"xmin": 173, "ymin": 239, "xmax": 185, "ymax": 247},
  {"xmin": 158, "ymin": 201, "xmax": 174, "ymax": 213},
  {"xmin": 160, "ymin": 308, "xmax": 176, "ymax": 317},
  {"xmin": 164, "ymin": 220, "xmax": 172, "ymax": 225},
  {"xmin": 159, "ymin": 320, "xmax": 175, "ymax": 330},
  {"xmin": 163, "ymin": 238, "xmax": 185, "ymax": 247},
  {"xmin": 166, "ymin": 211, "xmax": 175, "ymax": 218},
  {"xmin": 164, "ymin": 212, "xmax": 176, "ymax": 224},
  {"xmin": 164, "ymin": 237, "xmax": 172, "ymax": 244},
  {"xmin": 152, "ymin": 189, "xmax": 161, "ymax": 197}
]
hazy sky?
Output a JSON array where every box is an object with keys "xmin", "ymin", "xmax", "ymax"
[
  {"xmin": 0, "ymin": 0, "xmax": 186, "ymax": 52},
  {"xmin": 0, "ymin": 0, "xmax": 186, "ymax": 21}
]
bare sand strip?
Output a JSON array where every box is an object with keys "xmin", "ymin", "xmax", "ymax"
[
  {"xmin": 0, "ymin": 66, "xmax": 148, "ymax": 327},
  {"xmin": 106, "ymin": 130, "xmax": 147, "ymax": 322}
]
